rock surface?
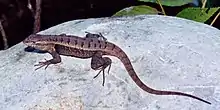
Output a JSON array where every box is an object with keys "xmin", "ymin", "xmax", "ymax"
[{"xmin": 0, "ymin": 15, "xmax": 220, "ymax": 110}]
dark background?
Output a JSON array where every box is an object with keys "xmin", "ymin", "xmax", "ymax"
[{"xmin": 0, "ymin": 0, "xmax": 219, "ymax": 50}]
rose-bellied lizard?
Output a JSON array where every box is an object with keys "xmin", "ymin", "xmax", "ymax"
[{"xmin": 23, "ymin": 32, "xmax": 211, "ymax": 105}]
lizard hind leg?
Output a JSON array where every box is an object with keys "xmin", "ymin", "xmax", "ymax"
[
  {"xmin": 85, "ymin": 32, "xmax": 107, "ymax": 41},
  {"xmin": 91, "ymin": 55, "xmax": 112, "ymax": 86}
]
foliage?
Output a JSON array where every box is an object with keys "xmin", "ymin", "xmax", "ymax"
[
  {"xmin": 113, "ymin": 5, "xmax": 159, "ymax": 17},
  {"xmin": 139, "ymin": 0, "xmax": 194, "ymax": 6},
  {"xmin": 176, "ymin": 7, "xmax": 219, "ymax": 23},
  {"xmin": 113, "ymin": 0, "xmax": 220, "ymax": 27}
]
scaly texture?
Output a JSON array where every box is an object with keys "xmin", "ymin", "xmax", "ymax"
[{"xmin": 23, "ymin": 32, "xmax": 211, "ymax": 105}]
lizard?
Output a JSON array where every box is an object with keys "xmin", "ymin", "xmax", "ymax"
[{"xmin": 23, "ymin": 32, "xmax": 211, "ymax": 105}]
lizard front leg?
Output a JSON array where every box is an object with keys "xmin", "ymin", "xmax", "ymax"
[
  {"xmin": 34, "ymin": 46, "xmax": 61, "ymax": 70},
  {"xmin": 91, "ymin": 52, "xmax": 112, "ymax": 86}
]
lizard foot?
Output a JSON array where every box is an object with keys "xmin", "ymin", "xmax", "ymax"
[
  {"xmin": 34, "ymin": 52, "xmax": 61, "ymax": 70},
  {"xmin": 91, "ymin": 57, "xmax": 112, "ymax": 86},
  {"xmin": 93, "ymin": 64, "xmax": 111, "ymax": 86},
  {"xmin": 93, "ymin": 63, "xmax": 111, "ymax": 78},
  {"xmin": 34, "ymin": 59, "xmax": 52, "ymax": 70}
]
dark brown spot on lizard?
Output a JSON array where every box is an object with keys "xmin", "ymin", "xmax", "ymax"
[
  {"xmin": 75, "ymin": 40, "xmax": 78, "ymax": 45},
  {"xmin": 88, "ymin": 42, "xmax": 91, "ymax": 48},
  {"xmin": 81, "ymin": 42, "xmax": 84, "ymax": 47},
  {"xmin": 111, "ymin": 44, "xmax": 116, "ymax": 50},
  {"xmin": 60, "ymin": 37, "xmax": 64, "ymax": 42},
  {"xmin": 67, "ymin": 38, "xmax": 70, "ymax": 44}
]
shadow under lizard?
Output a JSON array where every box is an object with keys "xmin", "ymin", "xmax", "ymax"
[{"xmin": 23, "ymin": 32, "xmax": 211, "ymax": 105}]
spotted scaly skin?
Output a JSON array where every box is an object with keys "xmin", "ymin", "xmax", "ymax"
[{"xmin": 23, "ymin": 33, "xmax": 211, "ymax": 104}]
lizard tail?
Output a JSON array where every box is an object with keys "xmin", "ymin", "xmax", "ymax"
[{"xmin": 110, "ymin": 46, "xmax": 211, "ymax": 104}]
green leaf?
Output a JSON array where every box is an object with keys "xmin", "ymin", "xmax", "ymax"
[
  {"xmin": 176, "ymin": 7, "xmax": 220, "ymax": 23},
  {"xmin": 113, "ymin": 5, "xmax": 159, "ymax": 17},
  {"xmin": 138, "ymin": 0, "xmax": 194, "ymax": 6}
]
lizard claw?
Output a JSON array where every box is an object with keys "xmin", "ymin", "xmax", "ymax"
[
  {"xmin": 93, "ymin": 64, "xmax": 111, "ymax": 86},
  {"xmin": 34, "ymin": 59, "xmax": 52, "ymax": 70},
  {"xmin": 93, "ymin": 69, "xmax": 102, "ymax": 79},
  {"xmin": 93, "ymin": 69, "xmax": 105, "ymax": 86},
  {"xmin": 93, "ymin": 68, "xmax": 105, "ymax": 86},
  {"xmin": 107, "ymin": 64, "xmax": 111, "ymax": 74}
]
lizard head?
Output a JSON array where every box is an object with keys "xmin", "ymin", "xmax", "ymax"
[{"xmin": 23, "ymin": 34, "xmax": 49, "ymax": 50}]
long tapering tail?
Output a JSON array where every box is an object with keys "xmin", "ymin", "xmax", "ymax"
[{"xmin": 110, "ymin": 45, "xmax": 211, "ymax": 104}]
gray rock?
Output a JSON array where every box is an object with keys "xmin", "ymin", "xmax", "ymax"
[{"xmin": 0, "ymin": 15, "xmax": 219, "ymax": 110}]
